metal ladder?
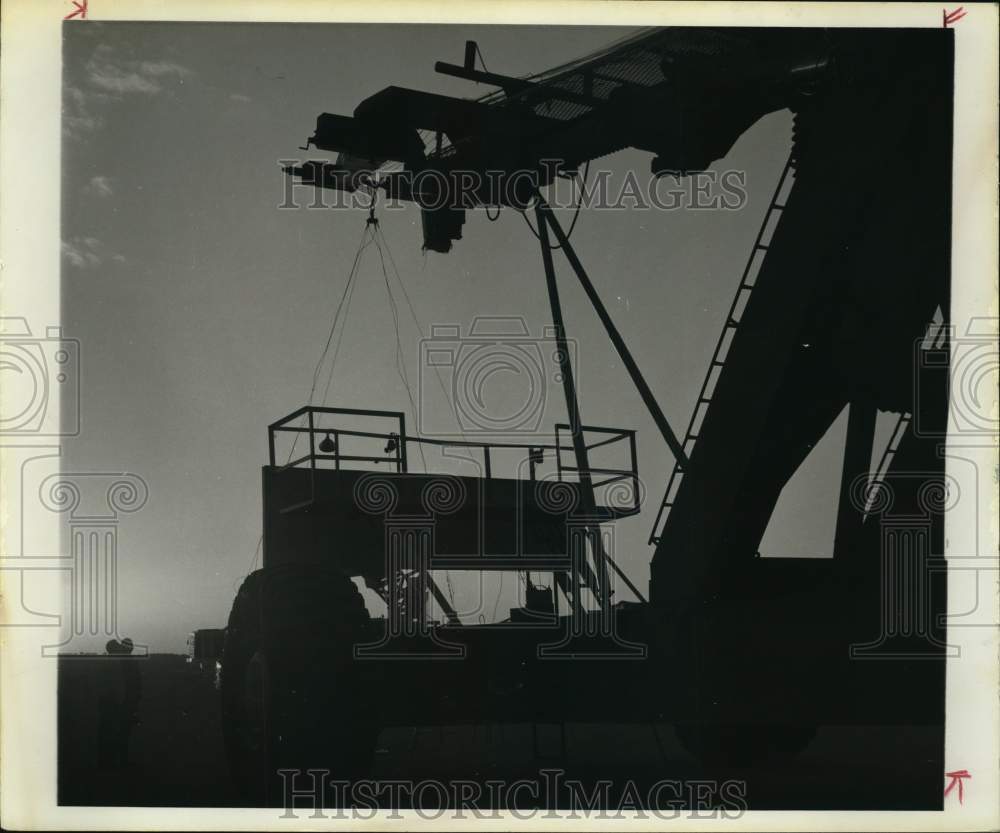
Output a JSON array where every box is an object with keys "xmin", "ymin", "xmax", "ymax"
[
  {"xmin": 862, "ymin": 411, "xmax": 912, "ymax": 515},
  {"xmin": 861, "ymin": 319, "xmax": 947, "ymax": 516},
  {"xmin": 648, "ymin": 154, "xmax": 796, "ymax": 546}
]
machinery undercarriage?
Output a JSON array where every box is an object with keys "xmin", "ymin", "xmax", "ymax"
[{"xmin": 222, "ymin": 26, "xmax": 953, "ymax": 808}]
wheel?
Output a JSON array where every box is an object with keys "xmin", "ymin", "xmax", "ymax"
[
  {"xmin": 674, "ymin": 722, "xmax": 817, "ymax": 769},
  {"xmin": 221, "ymin": 566, "xmax": 378, "ymax": 806}
]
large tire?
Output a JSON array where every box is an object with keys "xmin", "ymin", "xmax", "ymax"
[{"xmin": 221, "ymin": 566, "xmax": 377, "ymax": 806}]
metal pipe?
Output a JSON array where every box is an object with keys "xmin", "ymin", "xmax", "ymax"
[
  {"xmin": 272, "ymin": 424, "xmax": 560, "ymax": 451},
  {"xmin": 399, "ymin": 413, "xmax": 407, "ymax": 473},
  {"xmin": 607, "ymin": 552, "xmax": 648, "ymax": 604},
  {"xmin": 536, "ymin": 200, "xmax": 688, "ymax": 468},
  {"xmin": 536, "ymin": 205, "xmax": 612, "ymax": 611},
  {"xmin": 426, "ymin": 574, "xmax": 462, "ymax": 626}
]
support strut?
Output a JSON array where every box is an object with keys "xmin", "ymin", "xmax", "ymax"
[
  {"xmin": 535, "ymin": 199, "xmax": 689, "ymax": 469},
  {"xmin": 536, "ymin": 204, "xmax": 612, "ymax": 612}
]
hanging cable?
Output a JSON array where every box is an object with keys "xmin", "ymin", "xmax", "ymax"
[
  {"xmin": 475, "ymin": 42, "xmax": 490, "ymax": 74},
  {"xmin": 244, "ymin": 218, "xmax": 374, "ymax": 579},
  {"xmin": 288, "ymin": 220, "xmax": 375, "ymax": 463},
  {"xmin": 445, "ymin": 571, "xmax": 456, "ymax": 608},
  {"xmin": 373, "ymin": 231, "xmax": 428, "ymax": 473},
  {"xmin": 377, "ymin": 224, "xmax": 469, "ymax": 604},
  {"xmin": 321, "ymin": 232, "xmax": 374, "ymax": 404},
  {"xmin": 375, "ymin": 224, "xmax": 480, "ymax": 468},
  {"xmin": 308, "ymin": 223, "xmax": 373, "ymax": 403},
  {"xmin": 246, "ymin": 533, "xmax": 263, "ymax": 574},
  {"xmin": 491, "ymin": 572, "xmax": 505, "ymax": 622}
]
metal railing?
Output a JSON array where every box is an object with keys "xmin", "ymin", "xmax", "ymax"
[
  {"xmin": 269, "ymin": 406, "xmax": 409, "ymax": 473},
  {"xmin": 555, "ymin": 423, "xmax": 640, "ymax": 515},
  {"xmin": 268, "ymin": 407, "xmax": 639, "ymax": 514}
]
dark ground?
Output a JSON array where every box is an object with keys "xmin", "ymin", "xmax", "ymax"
[{"xmin": 58, "ymin": 654, "xmax": 942, "ymax": 810}]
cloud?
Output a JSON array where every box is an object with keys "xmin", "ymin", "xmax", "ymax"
[
  {"xmin": 63, "ymin": 85, "xmax": 106, "ymax": 138},
  {"xmin": 139, "ymin": 60, "xmax": 193, "ymax": 79},
  {"xmin": 62, "ymin": 236, "xmax": 125, "ymax": 269},
  {"xmin": 87, "ymin": 66, "xmax": 161, "ymax": 95},
  {"xmin": 86, "ymin": 175, "xmax": 113, "ymax": 197},
  {"xmin": 229, "ymin": 93, "xmax": 252, "ymax": 103},
  {"xmin": 64, "ymin": 42, "xmax": 194, "ymax": 138},
  {"xmin": 62, "ymin": 237, "xmax": 102, "ymax": 269},
  {"xmin": 84, "ymin": 44, "xmax": 192, "ymax": 95}
]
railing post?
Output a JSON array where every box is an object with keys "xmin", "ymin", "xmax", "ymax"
[
  {"xmin": 536, "ymin": 207, "xmax": 611, "ymax": 611},
  {"xmin": 307, "ymin": 410, "xmax": 318, "ymax": 507},
  {"xmin": 399, "ymin": 413, "xmax": 408, "ymax": 473},
  {"xmin": 628, "ymin": 430, "xmax": 639, "ymax": 514},
  {"xmin": 307, "ymin": 410, "xmax": 316, "ymax": 468}
]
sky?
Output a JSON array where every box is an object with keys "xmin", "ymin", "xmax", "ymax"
[{"xmin": 60, "ymin": 22, "xmax": 891, "ymax": 653}]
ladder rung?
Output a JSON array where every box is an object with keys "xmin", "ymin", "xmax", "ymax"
[{"xmin": 650, "ymin": 158, "xmax": 792, "ymax": 551}]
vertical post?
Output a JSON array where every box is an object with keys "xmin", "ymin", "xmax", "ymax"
[
  {"xmin": 463, "ymin": 40, "xmax": 477, "ymax": 71},
  {"xmin": 396, "ymin": 412, "xmax": 407, "ymax": 474},
  {"xmin": 483, "ymin": 446, "xmax": 492, "ymax": 479},
  {"xmin": 307, "ymin": 410, "xmax": 316, "ymax": 504},
  {"xmin": 627, "ymin": 430, "xmax": 639, "ymax": 513},
  {"xmin": 536, "ymin": 204, "xmax": 611, "ymax": 611},
  {"xmin": 537, "ymin": 199, "xmax": 688, "ymax": 468}
]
